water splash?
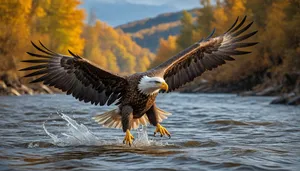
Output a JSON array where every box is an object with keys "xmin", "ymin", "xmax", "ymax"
[
  {"xmin": 43, "ymin": 112, "xmax": 102, "ymax": 146},
  {"xmin": 43, "ymin": 112, "xmax": 165, "ymax": 147}
]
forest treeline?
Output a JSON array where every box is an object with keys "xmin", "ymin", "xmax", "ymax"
[
  {"xmin": 0, "ymin": 0, "xmax": 154, "ymax": 79},
  {"xmin": 151, "ymin": 0, "xmax": 300, "ymax": 95},
  {"xmin": 0, "ymin": 0, "xmax": 299, "ymax": 100}
]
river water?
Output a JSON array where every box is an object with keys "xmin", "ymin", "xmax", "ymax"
[{"xmin": 0, "ymin": 93, "xmax": 299, "ymax": 171}]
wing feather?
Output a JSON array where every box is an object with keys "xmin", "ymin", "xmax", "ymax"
[
  {"xmin": 151, "ymin": 16, "xmax": 257, "ymax": 92},
  {"xmin": 20, "ymin": 42, "xmax": 128, "ymax": 106}
]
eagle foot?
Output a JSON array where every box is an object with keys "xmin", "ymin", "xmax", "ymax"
[
  {"xmin": 154, "ymin": 123, "xmax": 171, "ymax": 138},
  {"xmin": 123, "ymin": 129, "xmax": 134, "ymax": 146}
]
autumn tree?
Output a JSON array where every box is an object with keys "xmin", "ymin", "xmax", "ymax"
[
  {"xmin": 82, "ymin": 20, "xmax": 154, "ymax": 74},
  {"xmin": 195, "ymin": 0, "xmax": 214, "ymax": 38},
  {"xmin": 0, "ymin": 0, "xmax": 32, "ymax": 71},
  {"xmin": 151, "ymin": 36, "xmax": 178, "ymax": 68},
  {"xmin": 211, "ymin": 0, "xmax": 228, "ymax": 35},
  {"xmin": 41, "ymin": 0, "xmax": 85, "ymax": 54},
  {"xmin": 263, "ymin": 0, "xmax": 289, "ymax": 66},
  {"xmin": 283, "ymin": 0, "xmax": 300, "ymax": 72},
  {"xmin": 176, "ymin": 11, "xmax": 194, "ymax": 51}
]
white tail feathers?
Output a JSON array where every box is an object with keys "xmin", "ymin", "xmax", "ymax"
[
  {"xmin": 92, "ymin": 107, "xmax": 171, "ymax": 130},
  {"xmin": 92, "ymin": 109, "xmax": 123, "ymax": 129},
  {"xmin": 155, "ymin": 107, "xmax": 171, "ymax": 123}
]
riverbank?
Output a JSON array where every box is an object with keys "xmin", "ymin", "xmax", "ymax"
[
  {"xmin": 181, "ymin": 72, "xmax": 300, "ymax": 105},
  {"xmin": 1, "ymin": 71, "xmax": 299, "ymax": 105},
  {"xmin": 0, "ymin": 72, "xmax": 60, "ymax": 96}
]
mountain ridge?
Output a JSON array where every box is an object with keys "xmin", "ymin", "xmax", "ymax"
[{"xmin": 115, "ymin": 8, "xmax": 199, "ymax": 52}]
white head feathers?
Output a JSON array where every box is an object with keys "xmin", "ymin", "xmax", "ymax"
[{"xmin": 138, "ymin": 76, "xmax": 167, "ymax": 95}]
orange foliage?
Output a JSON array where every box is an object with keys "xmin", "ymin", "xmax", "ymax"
[
  {"xmin": 1, "ymin": 0, "xmax": 155, "ymax": 76},
  {"xmin": 83, "ymin": 20, "xmax": 155, "ymax": 74},
  {"xmin": 150, "ymin": 36, "xmax": 178, "ymax": 68}
]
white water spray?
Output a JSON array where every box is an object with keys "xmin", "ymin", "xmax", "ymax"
[
  {"xmin": 43, "ymin": 113, "xmax": 102, "ymax": 146},
  {"xmin": 43, "ymin": 112, "xmax": 165, "ymax": 147}
]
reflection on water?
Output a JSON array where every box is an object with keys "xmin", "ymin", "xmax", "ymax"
[{"xmin": 0, "ymin": 93, "xmax": 300, "ymax": 171}]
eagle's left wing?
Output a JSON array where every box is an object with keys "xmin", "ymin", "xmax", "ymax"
[{"xmin": 151, "ymin": 16, "xmax": 258, "ymax": 92}]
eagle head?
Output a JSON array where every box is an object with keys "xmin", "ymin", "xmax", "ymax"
[{"xmin": 138, "ymin": 76, "xmax": 168, "ymax": 95}]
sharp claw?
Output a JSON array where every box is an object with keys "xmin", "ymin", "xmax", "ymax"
[
  {"xmin": 154, "ymin": 123, "xmax": 171, "ymax": 138},
  {"xmin": 124, "ymin": 129, "xmax": 134, "ymax": 147}
]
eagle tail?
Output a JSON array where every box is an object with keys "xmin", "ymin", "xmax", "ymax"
[
  {"xmin": 92, "ymin": 109, "xmax": 150, "ymax": 130},
  {"xmin": 155, "ymin": 106, "xmax": 172, "ymax": 123}
]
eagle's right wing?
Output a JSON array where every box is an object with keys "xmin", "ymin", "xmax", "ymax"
[{"xmin": 20, "ymin": 42, "xmax": 128, "ymax": 106}]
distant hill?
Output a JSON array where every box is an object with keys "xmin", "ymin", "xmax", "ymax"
[
  {"xmin": 81, "ymin": 0, "xmax": 178, "ymax": 27},
  {"xmin": 115, "ymin": 9, "xmax": 198, "ymax": 52}
]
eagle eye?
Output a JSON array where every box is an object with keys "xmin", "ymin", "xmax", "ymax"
[{"xmin": 152, "ymin": 80, "xmax": 160, "ymax": 84}]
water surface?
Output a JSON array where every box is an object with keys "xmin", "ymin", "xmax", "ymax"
[{"xmin": 0, "ymin": 93, "xmax": 300, "ymax": 170}]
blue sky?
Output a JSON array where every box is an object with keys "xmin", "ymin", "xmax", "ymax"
[
  {"xmin": 82, "ymin": 0, "xmax": 201, "ymax": 26},
  {"xmin": 93, "ymin": 0, "xmax": 201, "ymax": 9}
]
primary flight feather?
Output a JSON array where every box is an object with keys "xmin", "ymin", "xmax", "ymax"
[{"xmin": 21, "ymin": 16, "xmax": 257, "ymax": 146}]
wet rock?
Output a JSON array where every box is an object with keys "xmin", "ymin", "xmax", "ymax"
[
  {"xmin": 270, "ymin": 96, "xmax": 288, "ymax": 104},
  {"xmin": 0, "ymin": 71, "xmax": 62, "ymax": 96},
  {"xmin": 287, "ymin": 96, "xmax": 300, "ymax": 105},
  {"xmin": 238, "ymin": 91, "xmax": 256, "ymax": 96},
  {"xmin": 256, "ymin": 85, "xmax": 282, "ymax": 96},
  {"xmin": 191, "ymin": 84, "xmax": 211, "ymax": 93},
  {"xmin": 270, "ymin": 92, "xmax": 300, "ymax": 105}
]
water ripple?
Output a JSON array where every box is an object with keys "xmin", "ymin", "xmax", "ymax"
[{"xmin": 1, "ymin": 94, "xmax": 300, "ymax": 171}]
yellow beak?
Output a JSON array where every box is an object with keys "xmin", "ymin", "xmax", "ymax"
[{"xmin": 160, "ymin": 82, "xmax": 168, "ymax": 91}]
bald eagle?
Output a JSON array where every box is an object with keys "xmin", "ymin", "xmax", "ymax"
[{"xmin": 21, "ymin": 16, "xmax": 257, "ymax": 146}]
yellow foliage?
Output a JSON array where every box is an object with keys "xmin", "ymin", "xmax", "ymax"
[
  {"xmin": 0, "ymin": 0, "xmax": 32, "ymax": 71},
  {"xmin": 211, "ymin": 7, "xmax": 228, "ymax": 34},
  {"xmin": 150, "ymin": 36, "xmax": 178, "ymax": 68},
  {"xmin": 153, "ymin": 0, "xmax": 299, "ymax": 86},
  {"xmin": 0, "ymin": 0, "xmax": 155, "ymax": 76},
  {"xmin": 82, "ymin": 20, "xmax": 154, "ymax": 74},
  {"xmin": 229, "ymin": 0, "xmax": 246, "ymax": 17},
  {"xmin": 46, "ymin": 0, "xmax": 85, "ymax": 54}
]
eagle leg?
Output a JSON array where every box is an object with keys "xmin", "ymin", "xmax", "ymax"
[
  {"xmin": 121, "ymin": 106, "xmax": 134, "ymax": 146},
  {"xmin": 154, "ymin": 123, "xmax": 171, "ymax": 138},
  {"xmin": 146, "ymin": 104, "xmax": 171, "ymax": 138},
  {"xmin": 123, "ymin": 129, "xmax": 134, "ymax": 146}
]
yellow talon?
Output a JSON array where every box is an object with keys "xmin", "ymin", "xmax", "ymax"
[
  {"xmin": 154, "ymin": 123, "xmax": 171, "ymax": 138},
  {"xmin": 123, "ymin": 129, "xmax": 134, "ymax": 146}
]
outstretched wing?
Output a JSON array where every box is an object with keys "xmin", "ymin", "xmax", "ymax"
[
  {"xmin": 20, "ymin": 42, "xmax": 128, "ymax": 106},
  {"xmin": 152, "ymin": 16, "xmax": 258, "ymax": 92}
]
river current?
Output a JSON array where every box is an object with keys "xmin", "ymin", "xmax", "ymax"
[{"xmin": 0, "ymin": 93, "xmax": 299, "ymax": 170}]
